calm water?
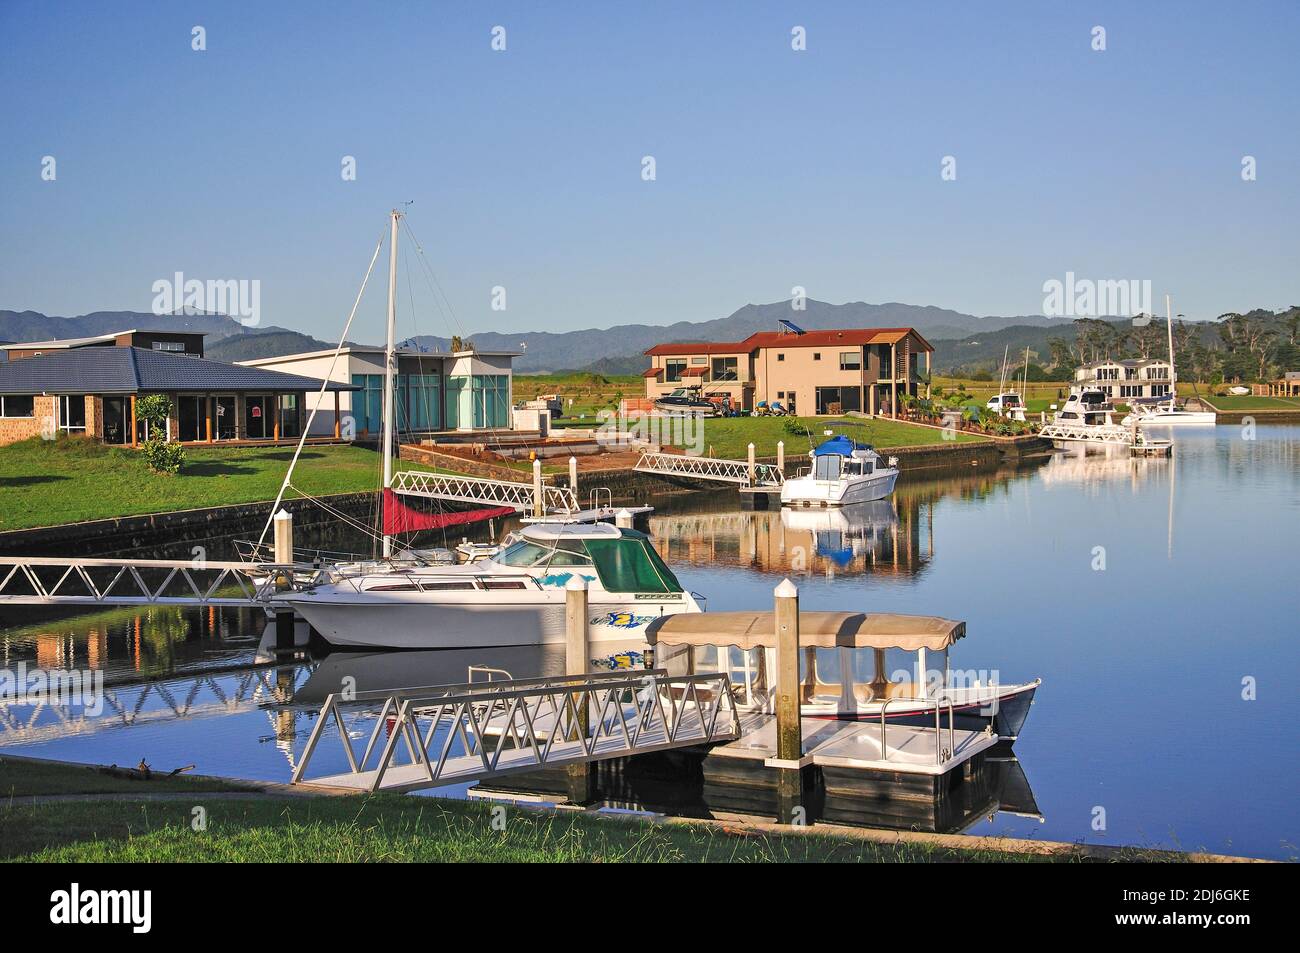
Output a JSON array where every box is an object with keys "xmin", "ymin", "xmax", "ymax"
[{"xmin": 1, "ymin": 426, "xmax": 1296, "ymax": 858}]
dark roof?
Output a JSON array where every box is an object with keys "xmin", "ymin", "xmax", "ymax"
[{"xmin": 0, "ymin": 347, "xmax": 357, "ymax": 396}]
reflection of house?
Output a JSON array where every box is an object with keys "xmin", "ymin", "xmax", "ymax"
[
  {"xmin": 0, "ymin": 341, "xmax": 356, "ymax": 447},
  {"xmin": 1075, "ymin": 359, "xmax": 1171, "ymax": 400},
  {"xmin": 643, "ymin": 326, "xmax": 933, "ymax": 416},
  {"xmin": 238, "ymin": 346, "xmax": 519, "ymax": 435}
]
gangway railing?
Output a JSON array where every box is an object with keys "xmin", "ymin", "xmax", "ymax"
[
  {"xmin": 390, "ymin": 469, "xmax": 578, "ymax": 514},
  {"xmin": 291, "ymin": 669, "xmax": 739, "ymax": 793},
  {"xmin": 633, "ymin": 451, "xmax": 784, "ymax": 487},
  {"xmin": 0, "ymin": 556, "xmax": 288, "ymax": 607}
]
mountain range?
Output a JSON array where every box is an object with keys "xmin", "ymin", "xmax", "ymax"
[{"xmin": 0, "ymin": 301, "xmax": 1113, "ymax": 374}]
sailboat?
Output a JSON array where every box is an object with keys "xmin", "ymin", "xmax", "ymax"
[
  {"xmin": 270, "ymin": 210, "xmax": 705, "ymax": 649},
  {"xmin": 1123, "ymin": 296, "xmax": 1216, "ymax": 427}
]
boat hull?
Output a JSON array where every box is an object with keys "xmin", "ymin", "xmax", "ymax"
[
  {"xmin": 802, "ymin": 681, "xmax": 1038, "ymax": 741},
  {"xmin": 781, "ymin": 470, "xmax": 899, "ymax": 506},
  {"xmin": 289, "ymin": 594, "xmax": 695, "ymax": 650}
]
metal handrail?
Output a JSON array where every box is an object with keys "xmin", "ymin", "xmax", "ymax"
[
  {"xmin": 588, "ymin": 487, "xmax": 613, "ymax": 512},
  {"xmin": 876, "ymin": 692, "xmax": 957, "ymax": 765},
  {"xmin": 467, "ymin": 665, "xmax": 514, "ymax": 683}
]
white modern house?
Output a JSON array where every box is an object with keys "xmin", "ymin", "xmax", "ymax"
[
  {"xmin": 1075, "ymin": 358, "xmax": 1172, "ymax": 400},
  {"xmin": 238, "ymin": 346, "xmax": 518, "ymax": 437}
]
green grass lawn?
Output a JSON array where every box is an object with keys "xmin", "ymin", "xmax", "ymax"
[
  {"xmin": 0, "ymin": 756, "xmax": 251, "ymax": 798},
  {"xmin": 1204, "ymin": 394, "xmax": 1300, "ymax": 410},
  {"xmin": 690, "ymin": 416, "xmax": 986, "ymax": 459},
  {"xmin": 0, "ymin": 791, "xmax": 1062, "ymax": 863},
  {"xmin": 0, "ymin": 437, "xmax": 426, "ymax": 531}
]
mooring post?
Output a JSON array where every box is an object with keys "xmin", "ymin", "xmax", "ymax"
[
  {"xmin": 777, "ymin": 439, "xmax": 784, "ymax": 473},
  {"xmin": 569, "ymin": 455, "xmax": 579, "ymax": 497},
  {"xmin": 273, "ymin": 508, "xmax": 293, "ymax": 565},
  {"xmin": 773, "ymin": 578, "xmax": 804, "ymax": 824},
  {"xmin": 532, "ymin": 458, "xmax": 544, "ymax": 518},
  {"xmin": 564, "ymin": 575, "xmax": 596, "ymax": 805},
  {"xmin": 747, "ymin": 442, "xmax": 756, "ymax": 486}
]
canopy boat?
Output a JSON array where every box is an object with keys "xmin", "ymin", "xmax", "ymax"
[
  {"xmin": 781, "ymin": 435, "xmax": 899, "ymax": 507},
  {"xmin": 646, "ymin": 609, "xmax": 1039, "ymax": 740},
  {"xmin": 288, "ymin": 522, "xmax": 703, "ymax": 650},
  {"xmin": 653, "ymin": 385, "xmax": 719, "ymax": 416}
]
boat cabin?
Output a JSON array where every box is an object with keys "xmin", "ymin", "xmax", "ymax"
[
  {"xmin": 493, "ymin": 523, "xmax": 686, "ymax": 594},
  {"xmin": 808, "ymin": 435, "xmax": 886, "ymax": 481}
]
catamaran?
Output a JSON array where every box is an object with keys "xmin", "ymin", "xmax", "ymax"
[
  {"xmin": 781, "ymin": 435, "xmax": 899, "ymax": 507},
  {"xmin": 261, "ymin": 209, "xmax": 703, "ymax": 649}
]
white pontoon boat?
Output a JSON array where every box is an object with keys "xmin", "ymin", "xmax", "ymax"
[{"xmin": 781, "ymin": 435, "xmax": 899, "ymax": 507}]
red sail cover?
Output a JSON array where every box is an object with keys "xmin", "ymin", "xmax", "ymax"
[{"xmin": 382, "ymin": 489, "xmax": 515, "ymax": 536}]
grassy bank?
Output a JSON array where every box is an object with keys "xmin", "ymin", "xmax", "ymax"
[
  {"xmin": 1202, "ymin": 394, "xmax": 1300, "ymax": 411},
  {"xmin": 0, "ymin": 756, "xmax": 250, "ymax": 798},
  {"xmin": 689, "ymin": 416, "xmax": 986, "ymax": 459},
  {"xmin": 4, "ymin": 796, "xmax": 1067, "ymax": 862},
  {"xmin": 0, "ymin": 437, "xmax": 429, "ymax": 532},
  {"xmin": 514, "ymin": 372, "xmax": 641, "ymax": 419}
]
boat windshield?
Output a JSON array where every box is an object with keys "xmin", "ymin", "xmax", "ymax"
[
  {"xmin": 496, "ymin": 539, "xmax": 593, "ymax": 568},
  {"xmin": 813, "ymin": 454, "xmax": 843, "ymax": 480},
  {"xmin": 584, "ymin": 536, "xmax": 683, "ymax": 593}
]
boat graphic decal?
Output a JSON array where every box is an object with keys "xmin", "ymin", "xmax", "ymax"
[
  {"xmin": 591, "ymin": 650, "xmax": 648, "ymax": 671},
  {"xmin": 589, "ymin": 611, "xmax": 655, "ymax": 630},
  {"xmin": 536, "ymin": 572, "xmax": 597, "ymax": 589}
]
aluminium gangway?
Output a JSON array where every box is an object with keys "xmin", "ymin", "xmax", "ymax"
[
  {"xmin": 0, "ymin": 556, "xmax": 287, "ymax": 608},
  {"xmin": 389, "ymin": 469, "xmax": 579, "ymax": 514},
  {"xmin": 291, "ymin": 669, "xmax": 739, "ymax": 793},
  {"xmin": 633, "ymin": 451, "xmax": 784, "ymax": 487}
]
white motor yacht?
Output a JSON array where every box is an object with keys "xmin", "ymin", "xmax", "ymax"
[
  {"xmin": 781, "ymin": 435, "xmax": 899, "ymax": 507},
  {"xmin": 287, "ymin": 521, "xmax": 704, "ymax": 650}
]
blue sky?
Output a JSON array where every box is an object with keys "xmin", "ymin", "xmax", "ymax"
[{"xmin": 1, "ymin": 1, "xmax": 1296, "ymax": 344}]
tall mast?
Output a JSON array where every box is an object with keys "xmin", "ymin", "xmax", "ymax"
[
  {"xmin": 381, "ymin": 209, "xmax": 400, "ymax": 558},
  {"xmin": 1165, "ymin": 293, "xmax": 1177, "ymax": 399}
]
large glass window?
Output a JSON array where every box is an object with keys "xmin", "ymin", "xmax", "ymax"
[
  {"xmin": 58, "ymin": 395, "xmax": 86, "ymax": 433},
  {"xmin": 0, "ymin": 395, "xmax": 34, "ymax": 418},
  {"xmin": 279, "ymin": 394, "xmax": 301, "ymax": 439},
  {"xmin": 711, "ymin": 357, "xmax": 738, "ymax": 381},
  {"xmin": 245, "ymin": 395, "xmax": 273, "ymax": 439},
  {"xmin": 665, "ymin": 359, "xmax": 686, "ymax": 383},
  {"xmin": 404, "ymin": 372, "xmax": 441, "ymax": 431},
  {"xmin": 102, "ymin": 397, "xmax": 129, "ymax": 444},
  {"xmin": 177, "ymin": 395, "xmax": 205, "ymax": 441},
  {"xmin": 350, "ymin": 374, "xmax": 384, "ymax": 433},
  {"xmin": 215, "ymin": 396, "xmax": 237, "ymax": 440},
  {"xmin": 839, "ymin": 350, "xmax": 861, "ymax": 371}
]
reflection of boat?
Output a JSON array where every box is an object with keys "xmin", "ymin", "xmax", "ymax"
[
  {"xmin": 779, "ymin": 501, "xmax": 898, "ymax": 567},
  {"xmin": 781, "ymin": 436, "xmax": 899, "ymax": 506},
  {"xmin": 287, "ymin": 522, "xmax": 703, "ymax": 650},
  {"xmin": 648, "ymin": 609, "xmax": 1039, "ymax": 741}
]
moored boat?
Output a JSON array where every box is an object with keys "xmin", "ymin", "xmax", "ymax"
[{"xmin": 780, "ymin": 435, "xmax": 899, "ymax": 507}]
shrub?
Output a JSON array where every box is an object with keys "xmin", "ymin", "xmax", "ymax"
[{"xmin": 135, "ymin": 393, "xmax": 185, "ymax": 475}]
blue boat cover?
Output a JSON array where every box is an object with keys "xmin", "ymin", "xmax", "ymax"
[{"xmin": 812, "ymin": 435, "xmax": 872, "ymax": 456}]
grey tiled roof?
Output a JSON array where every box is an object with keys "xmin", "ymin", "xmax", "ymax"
[{"xmin": 0, "ymin": 347, "xmax": 357, "ymax": 395}]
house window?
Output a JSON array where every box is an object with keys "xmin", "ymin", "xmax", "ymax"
[
  {"xmin": 690, "ymin": 356, "xmax": 708, "ymax": 365},
  {"xmin": 0, "ymin": 395, "xmax": 34, "ymax": 418},
  {"xmin": 813, "ymin": 353, "xmax": 821, "ymax": 361},
  {"xmin": 665, "ymin": 359, "xmax": 687, "ymax": 383},
  {"xmin": 776, "ymin": 354, "xmax": 785, "ymax": 362},
  {"xmin": 152, "ymin": 341, "xmax": 186, "ymax": 352},
  {"xmin": 1151, "ymin": 384, "xmax": 1169, "ymax": 397},
  {"xmin": 711, "ymin": 357, "xmax": 738, "ymax": 381},
  {"xmin": 58, "ymin": 395, "xmax": 87, "ymax": 433},
  {"xmin": 776, "ymin": 391, "xmax": 785, "ymax": 399},
  {"xmin": 177, "ymin": 395, "xmax": 205, "ymax": 441},
  {"xmin": 839, "ymin": 351, "xmax": 861, "ymax": 371},
  {"xmin": 279, "ymin": 395, "xmax": 302, "ymax": 439}
]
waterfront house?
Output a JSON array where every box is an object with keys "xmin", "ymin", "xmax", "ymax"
[
  {"xmin": 1251, "ymin": 371, "xmax": 1300, "ymax": 398},
  {"xmin": 238, "ymin": 345, "xmax": 519, "ymax": 436},
  {"xmin": 1074, "ymin": 358, "xmax": 1172, "ymax": 400},
  {"xmin": 1, "ymin": 328, "xmax": 206, "ymax": 362},
  {"xmin": 643, "ymin": 326, "xmax": 933, "ymax": 416},
  {"xmin": 0, "ymin": 344, "xmax": 356, "ymax": 447}
]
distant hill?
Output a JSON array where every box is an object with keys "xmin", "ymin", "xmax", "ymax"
[
  {"xmin": 400, "ymin": 299, "xmax": 1055, "ymax": 372},
  {"xmin": 206, "ymin": 329, "xmax": 360, "ymax": 362}
]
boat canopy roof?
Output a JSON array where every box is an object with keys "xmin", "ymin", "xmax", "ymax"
[
  {"xmin": 812, "ymin": 435, "xmax": 873, "ymax": 456},
  {"xmin": 520, "ymin": 522, "xmax": 622, "ymax": 542},
  {"xmin": 646, "ymin": 610, "xmax": 965, "ymax": 651}
]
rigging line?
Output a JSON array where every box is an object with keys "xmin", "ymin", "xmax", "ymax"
[
  {"xmin": 288, "ymin": 484, "xmax": 387, "ymax": 544},
  {"xmin": 255, "ymin": 223, "xmax": 388, "ymax": 552},
  {"xmin": 401, "ymin": 215, "xmax": 466, "ymax": 339}
]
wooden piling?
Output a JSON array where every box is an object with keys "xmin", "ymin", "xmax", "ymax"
[
  {"xmin": 747, "ymin": 442, "xmax": 756, "ymax": 486},
  {"xmin": 777, "ymin": 439, "xmax": 784, "ymax": 473},
  {"xmin": 773, "ymin": 578, "xmax": 804, "ymax": 823},
  {"xmin": 273, "ymin": 508, "xmax": 293, "ymax": 565},
  {"xmin": 532, "ymin": 459, "xmax": 544, "ymax": 518},
  {"xmin": 564, "ymin": 576, "xmax": 596, "ymax": 805},
  {"xmin": 569, "ymin": 455, "xmax": 579, "ymax": 497}
]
